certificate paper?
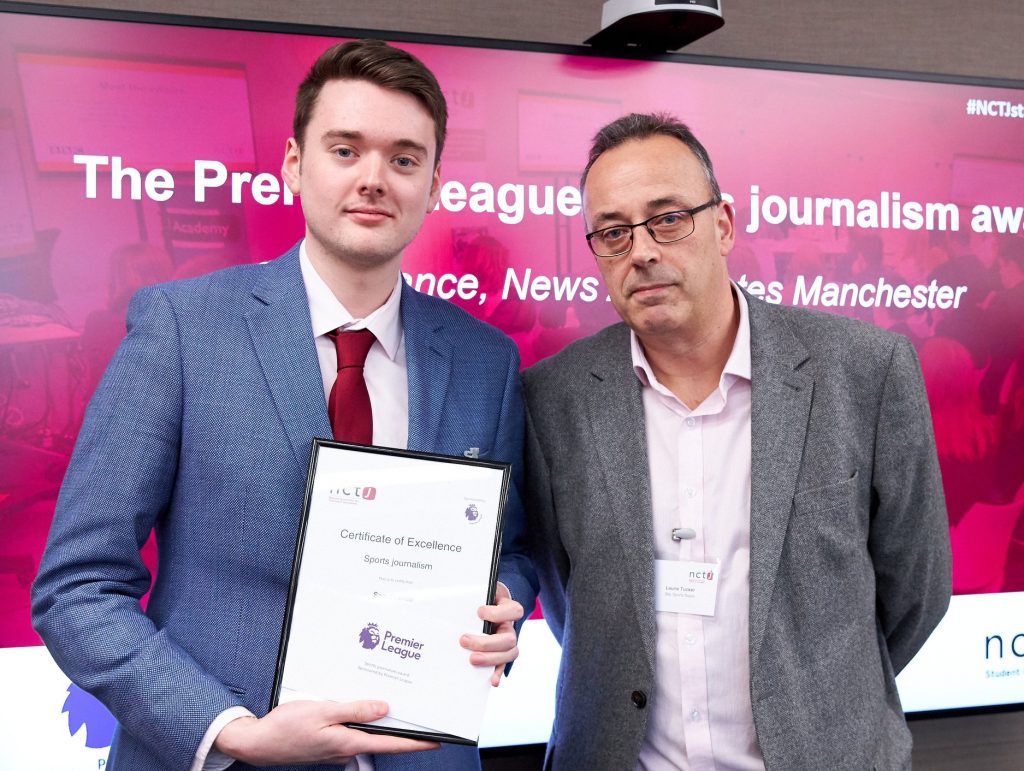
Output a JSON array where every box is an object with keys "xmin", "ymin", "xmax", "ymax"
[{"xmin": 271, "ymin": 440, "xmax": 510, "ymax": 745}]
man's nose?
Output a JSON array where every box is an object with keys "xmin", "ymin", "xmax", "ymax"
[
  {"xmin": 629, "ymin": 225, "xmax": 661, "ymax": 265},
  {"xmin": 358, "ymin": 155, "xmax": 387, "ymax": 195}
]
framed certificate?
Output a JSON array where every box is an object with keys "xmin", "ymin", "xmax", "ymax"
[{"xmin": 270, "ymin": 439, "xmax": 510, "ymax": 745}]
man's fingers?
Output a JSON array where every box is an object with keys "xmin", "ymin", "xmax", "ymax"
[
  {"xmin": 325, "ymin": 725, "xmax": 440, "ymax": 756},
  {"xmin": 467, "ymin": 645, "xmax": 519, "ymax": 667},
  {"xmin": 461, "ymin": 629, "xmax": 517, "ymax": 653},
  {"xmin": 477, "ymin": 599, "xmax": 524, "ymax": 624},
  {"xmin": 214, "ymin": 700, "xmax": 429, "ymax": 765},
  {"xmin": 464, "ymin": 591, "xmax": 523, "ymax": 684},
  {"xmin": 328, "ymin": 699, "xmax": 390, "ymax": 725},
  {"xmin": 274, "ymin": 698, "xmax": 388, "ymax": 726},
  {"xmin": 463, "ymin": 630, "xmax": 520, "ymax": 667}
]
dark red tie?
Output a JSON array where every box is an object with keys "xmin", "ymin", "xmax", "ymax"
[{"xmin": 327, "ymin": 328, "xmax": 376, "ymax": 444}]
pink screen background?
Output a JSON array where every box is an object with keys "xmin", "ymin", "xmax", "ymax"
[{"xmin": 1, "ymin": 12, "xmax": 1023, "ymax": 651}]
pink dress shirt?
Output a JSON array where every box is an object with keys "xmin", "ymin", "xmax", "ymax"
[{"xmin": 634, "ymin": 287, "xmax": 766, "ymax": 771}]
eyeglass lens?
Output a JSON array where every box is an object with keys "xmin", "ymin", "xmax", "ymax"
[{"xmin": 590, "ymin": 210, "xmax": 694, "ymax": 256}]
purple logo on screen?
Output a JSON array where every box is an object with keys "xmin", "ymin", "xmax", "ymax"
[
  {"xmin": 359, "ymin": 622, "xmax": 381, "ymax": 649},
  {"xmin": 465, "ymin": 503, "xmax": 481, "ymax": 523},
  {"xmin": 63, "ymin": 683, "xmax": 116, "ymax": 748}
]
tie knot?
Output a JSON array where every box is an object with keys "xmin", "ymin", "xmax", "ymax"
[{"xmin": 329, "ymin": 328, "xmax": 376, "ymax": 370}]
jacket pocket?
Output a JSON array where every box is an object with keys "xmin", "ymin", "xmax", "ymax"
[{"xmin": 793, "ymin": 469, "xmax": 858, "ymax": 514}]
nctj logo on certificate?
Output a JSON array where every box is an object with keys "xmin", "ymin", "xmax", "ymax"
[
  {"xmin": 358, "ymin": 622, "xmax": 426, "ymax": 661},
  {"xmin": 327, "ymin": 485, "xmax": 377, "ymax": 504}
]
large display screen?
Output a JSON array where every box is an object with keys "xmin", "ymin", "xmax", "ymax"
[{"xmin": 1, "ymin": 3, "xmax": 1023, "ymax": 766}]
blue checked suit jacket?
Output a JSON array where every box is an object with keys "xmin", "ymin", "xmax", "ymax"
[{"xmin": 32, "ymin": 244, "xmax": 537, "ymax": 771}]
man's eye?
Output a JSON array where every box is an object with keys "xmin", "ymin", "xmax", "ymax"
[
  {"xmin": 655, "ymin": 213, "xmax": 683, "ymax": 226},
  {"xmin": 334, "ymin": 147, "xmax": 354, "ymax": 158},
  {"xmin": 600, "ymin": 227, "xmax": 628, "ymax": 241},
  {"xmin": 394, "ymin": 156, "xmax": 415, "ymax": 168}
]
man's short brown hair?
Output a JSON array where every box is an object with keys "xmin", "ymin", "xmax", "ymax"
[
  {"xmin": 293, "ymin": 39, "xmax": 447, "ymax": 165},
  {"xmin": 581, "ymin": 112, "xmax": 721, "ymax": 200}
]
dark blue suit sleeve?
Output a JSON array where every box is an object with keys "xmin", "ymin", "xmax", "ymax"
[
  {"xmin": 493, "ymin": 344, "xmax": 540, "ymax": 622},
  {"xmin": 31, "ymin": 286, "xmax": 242, "ymax": 768}
]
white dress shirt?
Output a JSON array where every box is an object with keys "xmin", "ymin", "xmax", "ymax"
[
  {"xmin": 635, "ymin": 287, "xmax": 766, "ymax": 771},
  {"xmin": 194, "ymin": 241, "xmax": 400, "ymax": 771},
  {"xmin": 301, "ymin": 242, "xmax": 409, "ymax": 450}
]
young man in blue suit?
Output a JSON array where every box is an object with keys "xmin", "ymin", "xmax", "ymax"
[{"xmin": 32, "ymin": 40, "xmax": 536, "ymax": 771}]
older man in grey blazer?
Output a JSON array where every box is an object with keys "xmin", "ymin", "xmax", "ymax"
[{"xmin": 522, "ymin": 113, "xmax": 951, "ymax": 771}]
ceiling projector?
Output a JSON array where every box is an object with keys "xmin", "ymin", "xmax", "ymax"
[{"xmin": 584, "ymin": 1, "xmax": 725, "ymax": 51}]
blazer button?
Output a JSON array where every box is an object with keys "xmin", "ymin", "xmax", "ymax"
[{"xmin": 631, "ymin": 690, "xmax": 647, "ymax": 708}]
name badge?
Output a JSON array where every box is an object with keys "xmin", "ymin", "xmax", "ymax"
[{"xmin": 654, "ymin": 559, "xmax": 720, "ymax": 616}]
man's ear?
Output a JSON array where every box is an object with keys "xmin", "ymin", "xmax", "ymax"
[
  {"xmin": 282, "ymin": 137, "xmax": 301, "ymax": 196},
  {"xmin": 426, "ymin": 163, "xmax": 442, "ymax": 213},
  {"xmin": 717, "ymin": 199, "xmax": 736, "ymax": 257}
]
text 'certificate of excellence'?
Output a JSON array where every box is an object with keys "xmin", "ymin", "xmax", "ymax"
[{"xmin": 272, "ymin": 439, "xmax": 510, "ymax": 744}]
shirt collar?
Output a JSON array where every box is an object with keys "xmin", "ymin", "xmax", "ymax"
[
  {"xmin": 299, "ymin": 240, "xmax": 403, "ymax": 361},
  {"xmin": 631, "ymin": 282, "xmax": 752, "ymax": 399}
]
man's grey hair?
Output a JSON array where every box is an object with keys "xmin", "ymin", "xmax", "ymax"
[{"xmin": 580, "ymin": 112, "xmax": 722, "ymax": 202}]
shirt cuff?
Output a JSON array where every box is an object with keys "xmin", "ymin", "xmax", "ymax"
[{"xmin": 190, "ymin": 706, "xmax": 256, "ymax": 771}]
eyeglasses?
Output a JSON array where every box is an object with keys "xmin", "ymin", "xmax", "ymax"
[{"xmin": 585, "ymin": 198, "xmax": 721, "ymax": 258}]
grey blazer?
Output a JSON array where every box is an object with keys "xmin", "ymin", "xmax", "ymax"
[{"xmin": 522, "ymin": 293, "xmax": 951, "ymax": 771}]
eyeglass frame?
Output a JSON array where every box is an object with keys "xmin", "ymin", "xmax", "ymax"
[{"xmin": 584, "ymin": 197, "xmax": 722, "ymax": 259}]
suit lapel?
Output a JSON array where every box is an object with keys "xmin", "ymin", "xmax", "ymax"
[
  {"xmin": 746, "ymin": 296, "xmax": 813, "ymax": 667},
  {"xmin": 245, "ymin": 246, "xmax": 332, "ymax": 472},
  {"xmin": 584, "ymin": 325, "xmax": 658, "ymax": 664},
  {"xmin": 402, "ymin": 283, "xmax": 453, "ymax": 453}
]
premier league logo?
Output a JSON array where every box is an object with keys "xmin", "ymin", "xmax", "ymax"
[
  {"xmin": 464, "ymin": 503, "xmax": 481, "ymax": 523},
  {"xmin": 359, "ymin": 622, "xmax": 381, "ymax": 649},
  {"xmin": 63, "ymin": 683, "xmax": 116, "ymax": 749}
]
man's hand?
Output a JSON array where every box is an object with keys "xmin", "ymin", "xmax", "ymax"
[
  {"xmin": 213, "ymin": 700, "xmax": 438, "ymax": 765},
  {"xmin": 461, "ymin": 582, "xmax": 525, "ymax": 686}
]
